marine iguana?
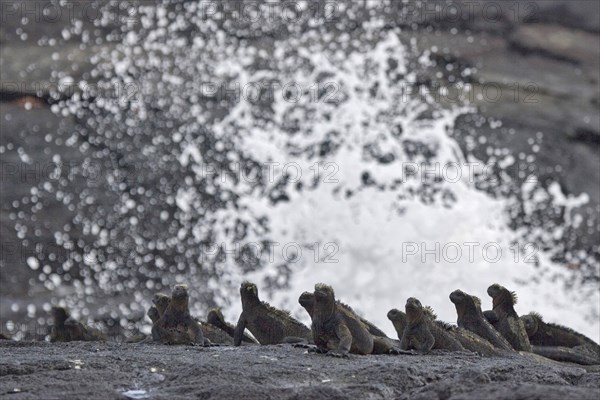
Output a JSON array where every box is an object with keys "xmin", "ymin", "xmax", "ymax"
[
  {"xmin": 197, "ymin": 320, "xmax": 234, "ymax": 345},
  {"xmin": 520, "ymin": 312, "xmax": 600, "ymax": 364},
  {"xmin": 521, "ymin": 312, "xmax": 600, "ymax": 352},
  {"xmin": 487, "ymin": 284, "xmax": 532, "ymax": 351},
  {"xmin": 387, "ymin": 308, "xmax": 407, "ymax": 339},
  {"xmin": 309, "ymin": 283, "xmax": 374, "ymax": 356},
  {"xmin": 147, "ymin": 306, "xmax": 160, "ymax": 324},
  {"xmin": 449, "ymin": 289, "xmax": 514, "ymax": 351},
  {"xmin": 530, "ymin": 345, "xmax": 599, "ymax": 365},
  {"xmin": 387, "ymin": 308, "xmax": 501, "ymax": 356},
  {"xmin": 482, "ymin": 310, "xmax": 499, "ymax": 324},
  {"xmin": 388, "ymin": 306, "xmax": 440, "ymax": 339},
  {"xmin": 340, "ymin": 303, "xmax": 388, "ymax": 339},
  {"xmin": 152, "ymin": 293, "xmax": 171, "ymax": 317},
  {"xmin": 233, "ymin": 281, "xmax": 312, "ymax": 346},
  {"xmin": 300, "ymin": 291, "xmax": 388, "ymax": 338},
  {"xmin": 446, "ymin": 325, "xmax": 504, "ymax": 356},
  {"xmin": 152, "ymin": 284, "xmax": 207, "ymax": 345},
  {"xmin": 400, "ymin": 298, "xmax": 464, "ymax": 354},
  {"xmin": 49, "ymin": 306, "xmax": 106, "ymax": 342},
  {"xmin": 207, "ymin": 308, "xmax": 258, "ymax": 344},
  {"xmin": 300, "ymin": 291, "xmax": 403, "ymax": 355}
]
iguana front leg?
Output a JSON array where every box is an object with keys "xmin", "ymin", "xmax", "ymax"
[
  {"xmin": 330, "ymin": 322, "xmax": 352, "ymax": 357},
  {"xmin": 151, "ymin": 325, "xmax": 172, "ymax": 344},
  {"xmin": 233, "ymin": 314, "xmax": 247, "ymax": 346},
  {"xmin": 190, "ymin": 322, "xmax": 206, "ymax": 345},
  {"xmin": 400, "ymin": 332, "xmax": 410, "ymax": 350},
  {"xmin": 401, "ymin": 332, "xmax": 434, "ymax": 354},
  {"xmin": 414, "ymin": 331, "xmax": 435, "ymax": 354}
]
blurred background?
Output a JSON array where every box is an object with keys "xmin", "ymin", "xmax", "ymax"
[{"xmin": 0, "ymin": 0, "xmax": 598, "ymax": 341}]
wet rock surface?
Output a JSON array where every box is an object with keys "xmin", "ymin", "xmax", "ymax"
[{"xmin": 0, "ymin": 341, "xmax": 599, "ymax": 400}]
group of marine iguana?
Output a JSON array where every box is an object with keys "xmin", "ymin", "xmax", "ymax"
[{"xmin": 33, "ymin": 281, "xmax": 600, "ymax": 366}]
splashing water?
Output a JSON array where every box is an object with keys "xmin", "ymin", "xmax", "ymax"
[{"xmin": 15, "ymin": 1, "xmax": 598, "ymax": 341}]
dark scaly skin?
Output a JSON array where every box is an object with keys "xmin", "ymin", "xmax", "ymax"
[
  {"xmin": 207, "ymin": 308, "xmax": 258, "ymax": 344},
  {"xmin": 408, "ymin": 299, "xmax": 465, "ymax": 353},
  {"xmin": 330, "ymin": 300, "xmax": 402, "ymax": 355},
  {"xmin": 152, "ymin": 293, "xmax": 171, "ymax": 318},
  {"xmin": 143, "ymin": 293, "xmax": 172, "ymax": 343},
  {"xmin": 50, "ymin": 306, "xmax": 106, "ymax": 342},
  {"xmin": 127, "ymin": 306, "xmax": 159, "ymax": 344},
  {"xmin": 416, "ymin": 303, "xmax": 500, "ymax": 356},
  {"xmin": 531, "ymin": 345, "xmax": 600, "ymax": 365},
  {"xmin": 338, "ymin": 301, "xmax": 389, "ymax": 338},
  {"xmin": 371, "ymin": 336, "xmax": 406, "ymax": 355},
  {"xmin": 487, "ymin": 284, "xmax": 532, "ymax": 352},
  {"xmin": 300, "ymin": 291, "xmax": 402, "ymax": 355},
  {"xmin": 147, "ymin": 306, "xmax": 160, "ymax": 324},
  {"xmin": 387, "ymin": 308, "xmax": 407, "ymax": 340},
  {"xmin": 50, "ymin": 307, "xmax": 72, "ymax": 342},
  {"xmin": 310, "ymin": 284, "xmax": 374, "ymax": 356},
  {"xmin": 483, "ymin": 310, "xmax": 499, "ymax": 324},
  {"xmin": 129, "ymin": 304, "xmax": 162, "ymax": 344},
  {"xmin": 521, "ymin": 312, "xmax": 599, "ymax": 364},
  {"xmin": 399, "ymin": 298, "xmax": 436, "ymax": 354},
  {"xmin": 300, "ymin": 292, "xmax": 388, "ymax": 338},
  {"xmin": 0, "ymin": 333, "xmax": 10, "ymax": 340},
  {"xmin": 298, "ymin": 291, "xmax": 315, "ymax": 317},
  {"xmin": 521, "ymin": 312, "xmax": 600, "ymax": 354},
  {"xmin": 446, "ymin": 325, "xmax": 503, "ymax": 356},
  {"xmin": 450, "ymin": 289, "xmax": 514, "ymax": 351},
  {"xmin": 234, "ymin": 281, "xmax": 311, "ymax": 346},
  {"xmin": 197, "ymin": 320, "xmax": 234, "ymax": 345},
  {"xmin": 408, "ymin": 300, "xmax": 504, "ymax": 356},
  {"xmin": 152, "ymin": 285, "xmax": 206, "ymax": 345}
]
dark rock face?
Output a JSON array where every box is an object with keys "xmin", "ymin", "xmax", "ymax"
[
  {"xmin": 0, "ymin": 341, "xmax": 599, "ymax": 399},
  {"xmin": 0, "ymin": 0, "xmax": 598, "ymax": 327}
]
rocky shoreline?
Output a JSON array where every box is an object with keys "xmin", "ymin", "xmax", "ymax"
[{"xmin": 0, "ymin": 340, "xmax": 599, "ymax": 399}]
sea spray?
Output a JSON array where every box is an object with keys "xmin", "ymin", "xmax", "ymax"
[{"xmin": 15, "ymin": 1, "xmax": 597, "ymax": 340}]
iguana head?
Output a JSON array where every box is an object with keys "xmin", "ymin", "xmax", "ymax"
[
  {"xmin": 387, "ymin": 308, "xmax": 407, "ymax": 337},
  {"xmin": 153, "ymin": 293, "xmax": 171, "ymax": 315},
  {"xmin": 147, "ymin": 306, "xmax": 160, "ymax": 324},
  {"xmin": 520, "ymin": 312, "xmax": 542, "ymax": 336},
  {"xmin": 386, "ymin": 308, "xmax": 405, "ymax": 322},
  {"xmin": 206, "ymin": 308, "xmax": 225, "ymax": 325},
  {"xmin": 52, "ymin": 306, "xmax": 69, "ymax": 325},
  {"xmin": 240, "ymin": 281, "xmax": 260, "ymax": 305},
  {"xmin": 152, "ymin": 292, "xmax": 169, "ymax": 305},
  {"xmin": 313, "ymin": 283, "xmax": 336, "ymax": 316},
  {"xmin": 170, "ymin": 284, "xmax": 190, "ymax": 311},
  {"xmin": 405, "ymin": 297, "xmax": 425, "ymax": 322},
  {"xmin": 449, "ymin": 289, "xmax": 468, "ymax": 304},
  {"xmin": 298, "ymin": 291, "xmax": 315, "ymax": 311},
  {"xmin": 449, "ymin": 289, "xmax": 480, "ymax": 316},
  {"xmin": 314, "ymin": 283, "xmax": 335, "ymax": 302},
  {"xmin": 450, "ymin": 289, "xmax": 481, "ymax": 308},
  {"xmin": 172, "ymin": 284, "xmax": 189, "ymax": 300},
  {"xmin": 487, "ymin": 283, "xmax": 517, "ymax": 309}
]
